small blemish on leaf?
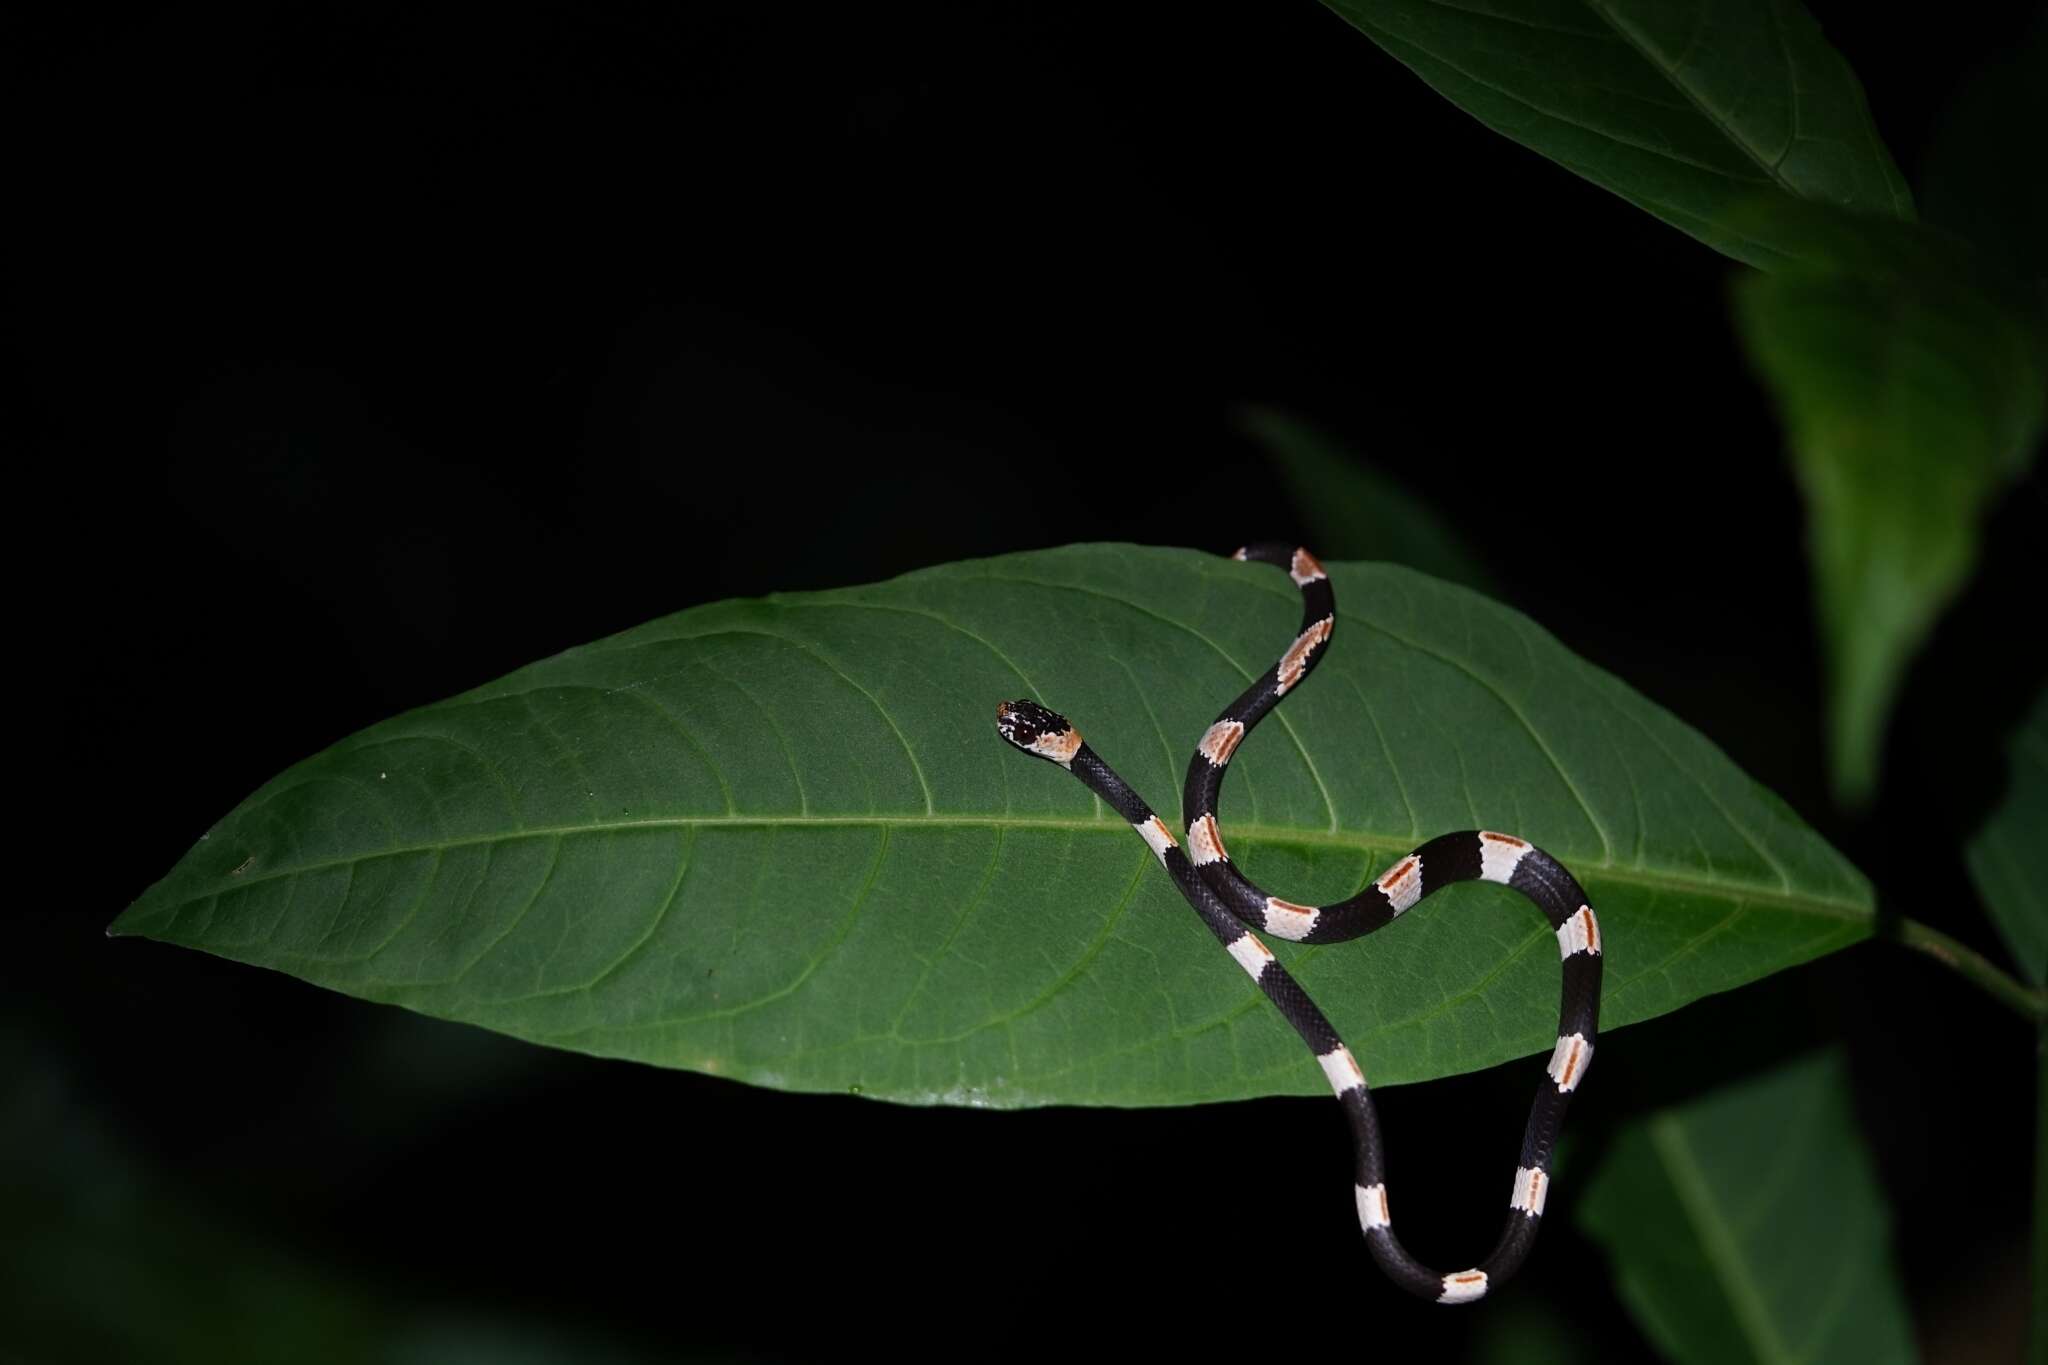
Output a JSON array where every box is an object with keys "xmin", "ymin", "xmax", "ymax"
[{"xmin": 229, "ymin": 855, "xmax": 256, "ymax": 876}]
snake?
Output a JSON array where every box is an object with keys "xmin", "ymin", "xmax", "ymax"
[{"xmin": 993, "ymin": 543, "xmax": 1602, "ymax": 1304}]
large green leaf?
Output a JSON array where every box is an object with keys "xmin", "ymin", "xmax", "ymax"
[
  {"xmin": 113, "ymin": 545, "xmax": 1870, "ymax": 1106},
  {"xmin": 1579, "ymin": 1050, "xmax": 1916, "ymax": 1365},
  {"xmin": 1733, "ymin": 245, "xmax": 2048, "ymax": 806},
  {"xmin": 1967, "ymin": 688, "xmax": 2048, "ymax": 988},
  {"xmin": 1317, "ymin": 0, "xmax": 1912, "ymax": 269}
]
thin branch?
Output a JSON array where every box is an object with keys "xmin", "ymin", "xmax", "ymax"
[{"xmin": 1885, "ymin": 917, "xmax": 2046, "ymax": 1022}]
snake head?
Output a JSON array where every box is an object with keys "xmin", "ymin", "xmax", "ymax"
[{"xmin": 995, "ymin": 699, "xmax": 1082, "ymax": 767}]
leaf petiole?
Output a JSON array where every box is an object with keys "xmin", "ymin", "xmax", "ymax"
[{"xmin": 1886, "ymin": 915, "xmax": 2047, "ymax": 1022}]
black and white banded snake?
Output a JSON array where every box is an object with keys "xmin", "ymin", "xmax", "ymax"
[{"xmin": 994, "ymin": 543, "xmax": 1602, "ymax": 1304}]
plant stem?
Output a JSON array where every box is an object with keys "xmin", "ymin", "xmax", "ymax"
[{"xmin": 1887, "ymin": 917, "xmax": 2047, "ymax": 1022}]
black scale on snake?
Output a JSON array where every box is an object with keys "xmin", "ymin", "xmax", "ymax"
[{"xmin": 994, "ymin": 543, "xmax": 1602, "ymax": 1304}]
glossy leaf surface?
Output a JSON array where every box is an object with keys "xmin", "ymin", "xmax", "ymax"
[{"xmin": 115, "ymin": 545, "xmax": 1870, "ymax": 1106}]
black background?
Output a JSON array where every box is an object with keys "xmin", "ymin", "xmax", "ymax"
[{"xmin": 18, "ymin": 2, "xmax": 2047, "ymax": 1361}]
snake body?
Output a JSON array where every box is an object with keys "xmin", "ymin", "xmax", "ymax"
[{"xmin": 994, "ymin": 543, "xmax": 1602, "ymax": 1304}]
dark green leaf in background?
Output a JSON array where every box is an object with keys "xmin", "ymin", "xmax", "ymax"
[
  {"xmin": 1957, "ymin": 682, "xmax": 2048, "ymax": 1365},
  {"xmin": 1469, "ymin": 1295, "xmax": 1596, "ymax": 1362},
  {"xmin": 1733, "ymin": 238, "xmax": 2048, "ymax": 806},
  {"xmin": 1236, "ymin": 406, "xmax": 1499, "ymax": 593},
  {"xmin": 114, "ymin": 546, "xmax": 1870, "ymax": 1106},
  {"xmin": 1316, "ymin": 0, "xmax": 1912, "ymax": 269},
  {"xmin": 1580, "ymin": 1050, "xmax": 1916, "ymax": 1365},
  {"xmin": 1966, "ymin": 688, "xmax": 2048, "ymax": 989},
  {"xmin": 0, "ymin": 1037, "xmax": 685, "ymax": 1365},
  {"xmin": 1312, "ymin": 0, "xmax": 2047, "ymax": 809},
  {"xmin": 2037, "ymin": 1025, "xmax": 2047, "ymax": 1365}
]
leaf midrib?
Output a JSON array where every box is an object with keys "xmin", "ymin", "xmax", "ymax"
[
  {"xmin": 1647, "ymin": 1112, "xmax": 1800, "ymax": 1365},
  {"xmin": 144, "ymin": 812, "xmax": 1869, "ymax": 923},
  {"xmin": 1580, "ymin": 0, "xmax": 1804, "ymax": 199}
]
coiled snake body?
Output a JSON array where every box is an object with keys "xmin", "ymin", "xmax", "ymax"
[{"xmin": 994, "ymin": 544, "xmax": 1602, "ymax": 1304}]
